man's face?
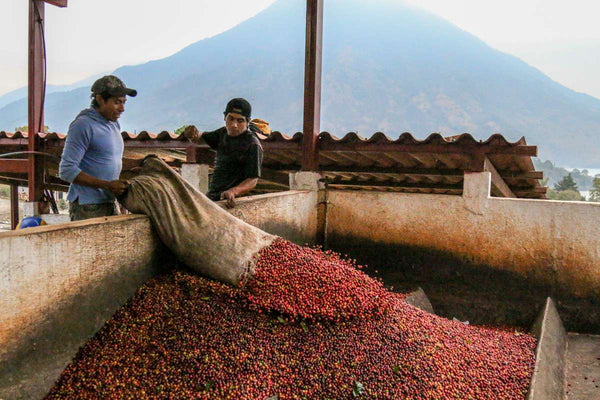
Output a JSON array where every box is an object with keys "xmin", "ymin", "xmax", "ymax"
[
  {"xmin": 96, "ymin": 95, "xmax": 126, "ymax": 122},
  {"xmin": 225, "ymin": 112, "xmax": 249, "ymax": 137}
]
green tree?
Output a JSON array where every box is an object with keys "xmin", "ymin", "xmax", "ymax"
[
  {"xmin": 589, "ymin": 177, "xmax": 600, "ymax": 202},
  {"xmin": 554, "ymin": 173, "xmax": 578, "ymax": 192},
  {"xmin": 547, "ymin": 189, "xmax": 585, "ymax": 201},
  {"xmin": 15, "ymin": 125, "xmax": 50, "ymax": 133}
]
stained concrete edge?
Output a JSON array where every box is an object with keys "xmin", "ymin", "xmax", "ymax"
[
  {"xmin": 526, "ymin": 297, "xmax": 568, "ymax": 400},
  {"xmin": 404, "ymin": 287, "xmax": 435, "ymax": 314}
]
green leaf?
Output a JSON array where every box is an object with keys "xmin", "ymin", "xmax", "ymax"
[
  {"xmin": 277, "ymin": 316, "xmax": 287, "ymax": 324},
  {"xmin": 352, "ymin": 381, "xmax": 365, "ymax": 397},
  {"xmin": 392, "ymin": 365, "xmax": 401, "ymax": 375},
  {"xmin": 200, "ymin": 297, "xmax": 211, "ymax": 301},
  {"xmin": 204, "ymin": 380, "xmax": 215, "ymax": 390},
  {"xmin": 300, "ymin": 321, "xmax": 308, "ymax": 332}
]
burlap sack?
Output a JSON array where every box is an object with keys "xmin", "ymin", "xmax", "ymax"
[{"xmin": 121, "ymin": 155, "xmax": 276, "ymax": 285}]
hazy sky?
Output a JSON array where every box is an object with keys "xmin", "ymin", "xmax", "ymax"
[{"xmin": 1, "ymin": 0, "xmax": 599, "ymax": 99}]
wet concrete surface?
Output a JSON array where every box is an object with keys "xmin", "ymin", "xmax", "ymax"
[{"xmin": 565, "ymin": 333, "xmax": 600, "ymax": 400}]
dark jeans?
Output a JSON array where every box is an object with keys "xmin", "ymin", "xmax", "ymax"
[{"xmin": 69, "ymin": 201, "xmax": 117, "ymax": 221}]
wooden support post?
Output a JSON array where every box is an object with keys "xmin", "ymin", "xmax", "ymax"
[
  {"xmin": 28, "ymin": 0, "xmax": 46, "ymax": 203},
  {"xmin": 301, "ymin": 0, "xmax": 324, "ymax": 171},
  {"xmin": 483, "ymin": 157, "xmax": 516, "ymax": 198},
  {"xmin": 10, "ymin": 183, "xmax": 20, "ymax": 230},
  {"xmin": 27, "ymin": 0, "xmax": 67, "ymax": 205}
]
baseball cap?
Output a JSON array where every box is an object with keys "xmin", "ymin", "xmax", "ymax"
[
  {"xmin": 224, "ymin": 98, "xmax": 251, "ymax": 119},
  {"xmin": 91, "ymin": 75, "xmax": 137, "ymax": 97}
]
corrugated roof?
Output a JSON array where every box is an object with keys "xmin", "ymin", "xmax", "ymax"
[{"xmin": 0, "ymin": 130, "xmax": 545, "ymax": 198}]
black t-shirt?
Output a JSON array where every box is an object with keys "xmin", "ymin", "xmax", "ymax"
[{"xmin": 203, "ymin": 127, "xmax": 263, "ymax": 201}]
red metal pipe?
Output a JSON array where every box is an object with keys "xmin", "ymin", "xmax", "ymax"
[{"xmin": 301, "ymin": 0, "xmax": 324, "ymax": 171}]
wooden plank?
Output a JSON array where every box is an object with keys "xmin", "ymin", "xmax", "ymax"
[
  {"xmin": 301, "ymin": 0, "xmax": 323, "ymax": 171},
  {"xmin": 484, "ymin": 157, "xmax": 515, "ymax": 198},
  {"xmin": 0, "ymin": 159, "xmax": 29, "ymax": 174}
]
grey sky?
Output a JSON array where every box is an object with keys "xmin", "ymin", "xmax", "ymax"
[{"xmin": 1, "ymin": 0, "xmax": 599, "ymax": 99}]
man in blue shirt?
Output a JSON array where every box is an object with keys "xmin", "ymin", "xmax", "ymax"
[{"xmin": 59, "ymin": 75, "xmax": 137, "ymax": 221}]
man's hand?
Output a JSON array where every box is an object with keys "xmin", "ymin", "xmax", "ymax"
[
  {"xmin": 105, "ymin": 180, "xmax": 129, "ymax": 196},
  {"xmin": 183, "ymin": 125, "xmax": 200, "ymax": 142},
  {"xmin": 220, "ymin": 188, "xmax": 236, "ymax": 208}
]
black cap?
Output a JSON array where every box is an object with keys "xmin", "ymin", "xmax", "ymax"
[
  {"xmin": 224, "ymin": 98, "xmax": 251, "ymax": 119},
  {"xmin": 91, "ymin": 75, "xmax": 137, "ymax": 97}
]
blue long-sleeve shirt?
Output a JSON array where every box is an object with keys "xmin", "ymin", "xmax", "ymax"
[{"xmin": 59, "ymin": 108, "xmax": 123, "ymax": 204}]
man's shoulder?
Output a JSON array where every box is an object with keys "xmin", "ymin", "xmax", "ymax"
[
  {"xmin": 68, "ymin": 110, "xmax": 94, "ymax": 133},
  {"xmin": 247, "ymin": 131, "xmax": 263, "ymax": 148},
  {"xmin": 205, "ymin": 127, "xmax": 227, "ymax": 136}
]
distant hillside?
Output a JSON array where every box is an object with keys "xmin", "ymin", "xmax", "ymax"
[
  {"xmin": 1, "ymin": 0, "xmax": 600, "ymax": 166},
  {"xmin": 533, "ymin": 159, "xmax": 597, "ymax": 190},
  {"xmin": 0, "ymin": 72, "xmax": 106, "ymax": 109}
]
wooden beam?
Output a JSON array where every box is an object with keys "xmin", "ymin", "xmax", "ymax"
[
  {"xmin": 43, "ymin": 0, "xmax": 67, "ymax": 7},
  {"xmin": 0, "ymin": 159, "xmax": 29, "ymax": 174},
  {"xmin": 266, "ymin": 164, "xmax": 464, "ymax": 176},
  {"xmin": 326, "ymin": 178, "xmax": 463, "ymax": 191},
  {"xmin": 0, "ymin": 175, "xmax": 68, "ymax": 192},
  {"xmin": 499, "ymin": 170, "xmax": 544, "ymax": 180},
  {"xmin": 185, "ymin": 146, "xmax": 215, "ymax": 164},
  {"xmin": 514, "ymin": 187, "xmax": 547, "ymax": 197},
  {"xmin": 483, "ymin": 157, "xmax": 515, "ymax": 198},
  {"xmin": 0, "ymin": 139, "xmax": 28, "ymax": 147},
  {"xmin": 301, "ymin": 0, "xmax": 324, "ymax": 171},
  {"xmin": 10, "ymin": 183, "xmax": 19, "ymax": 230},
  {"xmin": 260, "ymin": 168, "xmax": 290, "ymax": 187},
  {"xmin": 319, "ymin": 143, "xmax": 537, "ymax": 156}
]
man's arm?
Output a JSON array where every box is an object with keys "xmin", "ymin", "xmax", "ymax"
[
  {"xmin": 59, "ymin": 119, "xmax": 128, "ymax": 196},
  {"xmin": 73, "ymin": 171, "xmax": 128, "ymax": 196},
  {"xmin": 220, "ymin": 178, "xmax": 259, "ymax": 208},
  {"xmin": 183, "ymin": 125, "xmax": 220, "ymax": 149}
]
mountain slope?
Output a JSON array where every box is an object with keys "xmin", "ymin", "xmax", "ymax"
[{"xmin": 1, "ymin": 0, "xmax": 599, "ymax": 166}]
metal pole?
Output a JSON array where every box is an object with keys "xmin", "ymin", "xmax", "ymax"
[
  {"xmin": 301, "ymin": 0, "xmax": 324, "ymax": 171},
  {"xmin": 28, "ymin": 0, "xmax": 45, "ymax": 203},
  {"xmin": 10, "ymin": 183, "xmax": 19, "ymax": 230}
]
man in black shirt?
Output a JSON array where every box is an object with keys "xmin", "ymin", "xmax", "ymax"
[{"xmin": 184, "ymin": 98, "xmax": 263, "ymax": 208}]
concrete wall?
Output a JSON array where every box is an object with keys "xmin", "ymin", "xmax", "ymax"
[
  {"xmin": 0, "ymin": 215, "xmax": 168, "ymax": 399},
  {"xmin": 224, "ymin": 190, "xmax": 319, "ymax": 245},
  {"xmin": 326, "ymin": 184, "xmax": 600, "ymax": 299}
]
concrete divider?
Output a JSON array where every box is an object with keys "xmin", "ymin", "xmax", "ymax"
[
  {"xmin": 526, "ymin": 297, "xmax": 567, "ymax": 400},
  {"xmin": 404, "ymin": 287, "xmax": 435, "ymax": 314}
]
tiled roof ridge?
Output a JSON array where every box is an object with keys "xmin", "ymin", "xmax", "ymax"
[{"xmin": 1, "ymin": 129, "xmax": 528, "ymax": 147}]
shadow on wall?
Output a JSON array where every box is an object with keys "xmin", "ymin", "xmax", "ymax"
[{"xmin": 328, "ymin": 236, "xmax": 600, "ymax": 334}]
